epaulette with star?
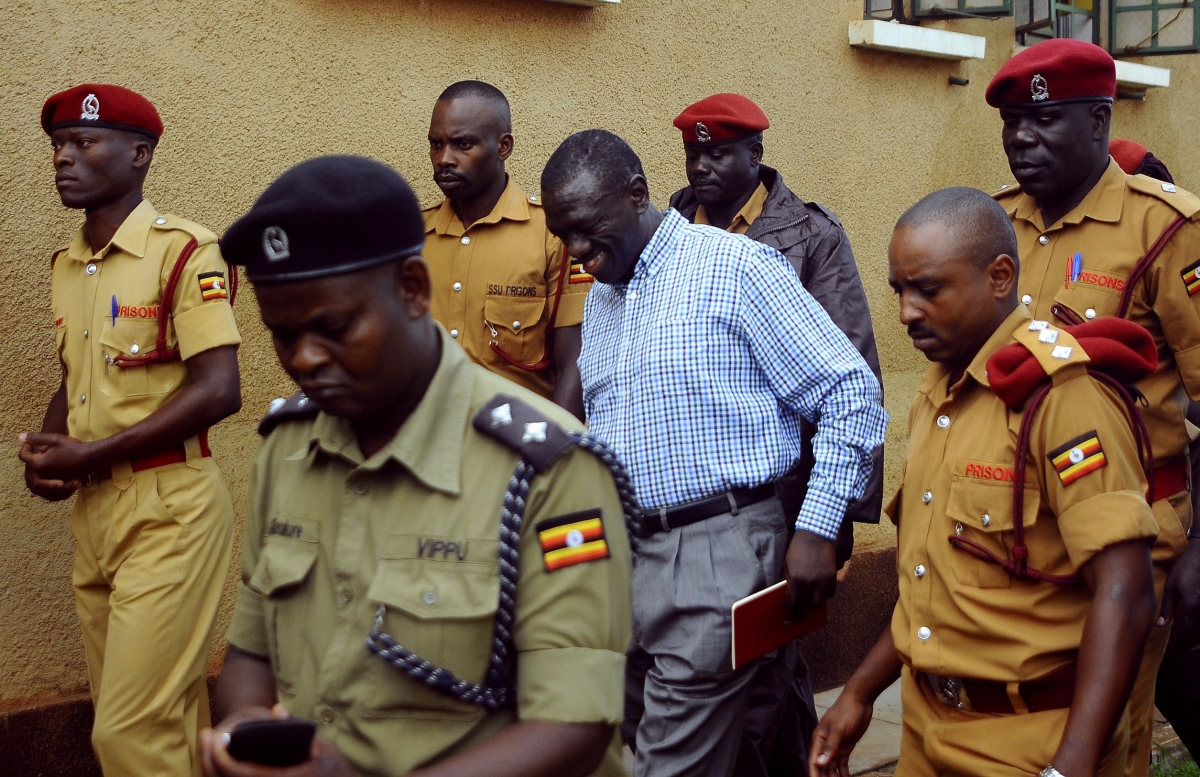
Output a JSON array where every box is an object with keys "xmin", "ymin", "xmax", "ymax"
[
  {"xmin": 471, "ymin": 394, "xmax": 573, "ymax": 473},
  {"xmin": 258, "ymin": 391, "xmax": 320, "ymax": 437}
]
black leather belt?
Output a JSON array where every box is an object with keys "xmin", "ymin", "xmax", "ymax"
[{"xmin": 637, "ymin": 483, "xmax": 776, "ymax": 536}]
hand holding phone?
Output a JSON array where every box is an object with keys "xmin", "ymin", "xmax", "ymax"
[{"xmin": 225, "ymin": 717, "xmax": 316, "ymax": 767}]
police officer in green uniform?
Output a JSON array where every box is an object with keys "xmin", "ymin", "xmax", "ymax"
[{"xmin": 198, "ymin": 156, "xmax": 634, "ymax": 777}]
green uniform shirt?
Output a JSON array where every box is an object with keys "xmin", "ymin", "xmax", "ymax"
[{"xmin": 225, "ymin": 327, "xmax": 632, "ymax": 777}]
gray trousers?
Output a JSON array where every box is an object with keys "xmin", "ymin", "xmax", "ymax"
[{"xmin": 622, "ymin": 496, "xmax": 815, "ymax": 777}]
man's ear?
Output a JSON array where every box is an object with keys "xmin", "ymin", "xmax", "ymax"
[
  {"xmin": 749, "ymin": 140, "xmax": 764, "ymax": 168},
  {"xmin": 988, "ymin": 253, "xmax": 1018, "ymax": 301},
  {"xmin": 1091, "ymin": 102, "xmax": 1112, "ymax": 144},
  {"xmin": 131, "ymin": 137, "xmax": 155, "ymax": 173},
  {"xmin": 396, "ymin": 256, "xmax": 432, "ymax": 319},
  {"xmin": 628, "ymin": 174, "xmax": 651, "ymax": 214},
  {"xmin": 497, "ymin": 132, "xmax": 515, "ymax": 163}
]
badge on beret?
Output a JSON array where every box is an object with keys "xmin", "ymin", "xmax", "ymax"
[
  {"xmin": 695, "ymin": 122, "xmax": 711, "ymax": 143},
  {"xmin": 1048, "ymin": 430, "xmax": 1106, "ymax": 486},
  {"xmin": 1031, "ymin": 74, "xmax": 1049, "ymax": 102},
  {"xmin": 81, "ymin": 94, "xmax": 99, "ymax": 121},
  {"xmin": 198, "ymin": 271, "xmax": 229, "ymax": 301},
  {"xmin": 536, "ymin": 509, "xmax": 609, "ymax": 572},
  {"xmin": 262, "ymin": 226, "xmax": 291, "ymax": 262},
  {"xmin": 1181, "ymin": 258, "xmax": 1200, "ymax": 297},
  {"xmin": 569, "ymin": 260, "xmax": 595, "ymax": 284}
]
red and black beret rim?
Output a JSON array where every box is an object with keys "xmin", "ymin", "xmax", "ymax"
[
  {"xmin": 682, "ymin": 131, "xmax": 763, "ymax": 148},
  {"xmin": 49, "ymin": 119, "xmax": 160, "ymax": 140}
]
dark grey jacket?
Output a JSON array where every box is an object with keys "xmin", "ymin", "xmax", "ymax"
[{"xmin": 669, "ymin": 166, "xmax": 884, "ymax": 551}]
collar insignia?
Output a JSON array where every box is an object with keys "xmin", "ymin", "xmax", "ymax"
[
  {"xmin": 490, "ymin": 403, "xmax": 512, "ymax": 427},
  {"xmin": 522, "ymin": 421, "xmax": 547, "ymax": 443}
]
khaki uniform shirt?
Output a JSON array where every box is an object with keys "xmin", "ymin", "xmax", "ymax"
[
  {"xmin": 226, "ymin": 329, "xmax": 632, "ymax": 777},
  {"xmin": 423, "ymin": 178, "xmax": 592, "ymax": 399},
  {"xmin": 888, "ymin": 306, "xmax": 1158, "ymax": 682},
  {"xmin": 51, "ymin": 200, "xmax": 241, "ymax": 442},
  {"xmin": 694, "ymin": 181, "xmax": 769, "ymax": 235}
]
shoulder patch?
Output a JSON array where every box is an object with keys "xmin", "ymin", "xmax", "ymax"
[
  {"xmin": 472, "ymin": 394, "xmax": 573, "ymax": 473},
  {"xmin": 258, "ymin": 391, "xmax": 320, "ymax": 437},
  {"xmin": 1124, "ymin": 174, "xmax": 1200, "ymax": 219},
  {"xmin": 1048, "ymin": 430, "xmax": 1107, "ymax": 485},
  {"xmin": 150, "ymin": 213, "xmax": 219, "ymax": 245},
  {"xmin": 1012, "ymin": 321, "xmax": 1089, "ymax": 375},
  {"xmin": 804, "ymin": 201, "xmax": 844, "ymax": 230},
  {"xmin": 536, "ymin": 508, "xmax": 610, "ymax": 572}
]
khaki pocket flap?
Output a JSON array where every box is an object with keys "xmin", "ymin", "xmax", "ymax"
[
  {"xmin": 248, "ymin": 538, "xmax": 319, "ymax": 596},
  {"xmin": 484, "ymin": 295, "xmax": 546, "ymax": 333},
  {"xmin": 946, "ymin": 476, "xmax": 1039, "ymax": 533},
  {"xmin": 368, "ymin": 558, "xmax": 499, "ymax": 621},
  {"xmin": 99, "ymin": 319, "xmax": 162, "ymax": 357}
]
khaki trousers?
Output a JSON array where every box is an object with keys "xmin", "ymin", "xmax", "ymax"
[
  {"xmin": 895, "ymin": 666, "xmax": 1128, "ymax": 777},
  {"xmin": 71, "ymin": 455, "xmax": 233, "ymax": 777},
  {"xmin": 1127, "ymin": 490, "xmax": 1193, "ymax": 777}
]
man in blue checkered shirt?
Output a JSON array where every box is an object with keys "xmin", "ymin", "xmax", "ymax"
[{"xmin": 541, "ymin": 130, "xmax": 888, "ymax": 777}]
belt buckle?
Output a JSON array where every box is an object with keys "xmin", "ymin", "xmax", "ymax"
[{"xmin": 927, "ymin": 673, "xmax": 969, "ymax": 711}]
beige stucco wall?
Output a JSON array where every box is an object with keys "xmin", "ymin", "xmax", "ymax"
[{"xmin": 1, "ymin": 0, "xmax": 1197, "ymax": 703}]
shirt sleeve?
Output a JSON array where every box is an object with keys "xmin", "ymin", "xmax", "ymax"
[
  {"xmin": 225, "ymin": 441, "xmax": 272, "ymax": 658},
  {"xmin": 1034, "ymin": 373, "xmax": 1159, "ymax": 570},
  {"xmin": 547, "ymin": 231, "xmax": 591, "ymax": 328},
  {"xmin": 166, "ymin": 238, "xmax": 242, "ymax": 360},
  {"xmin": 1146, "ymin": 217, "xmax": 1200, "ymax": 399},
  {"xmin": 512, "ymin": 446, "xmax": 632, "ymax": 725},
  {"xmin": 735, "ymin": 243, "xmax": 888, "ymax": 540}
]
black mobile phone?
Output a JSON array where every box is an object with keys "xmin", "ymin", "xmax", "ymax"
[{"xmin": 226, "ymin": 717, "xmax": 316, "ymax": 767}]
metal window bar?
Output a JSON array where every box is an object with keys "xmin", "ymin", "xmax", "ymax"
[
  {"xmin": 1109, "ymin": 0, "xmax": 1198, "ymax": 55},
  {"xmin": 914, "ymin": 0, "xmax": 1014, "ymax": 17},
  {"xmin": 1014, "ymin": 0, "xmax": 1101, "ymax": 44}
]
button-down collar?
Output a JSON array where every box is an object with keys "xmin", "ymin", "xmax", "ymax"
[
  {"xmin": 1008, "ymin": 158, "xmax": 1126, "ymax": 231},
  {"xmin": 66, "ymin": 199, "xmax": 157, "ymax": 262},
  {"xmin": 426, "ymin": 176, "xmax": 532, "ymax": 238},
  {"xmin": 290, "ymin": 326, "xmax": 474, "ymax": 495}
]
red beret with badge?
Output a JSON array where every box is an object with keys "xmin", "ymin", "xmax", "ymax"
[
  {"xmin": 41, "ymin": 83, "xmax": 163, "ymax": 140},
  {"xmin": 985, "ymin": 38, "xmax": 1116, "ymax": 108},
  {"xmin": 673, "ymin": 93, "xmax": 770, "ymax": 146}
]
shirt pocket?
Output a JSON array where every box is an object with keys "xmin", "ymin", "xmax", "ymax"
[
  {"xmin": 484, "ymin": 294, "xmax": 546, "ymax": 364},
  {"xmin": 1051, "ymin": 277, "xmax": 1123, "ymax": 324},
  {"xmin": 363, "ymin": 558, "xmax": 500, "ymax": 714},
  {"xmin": 945, "ymin": 476, "xmax": 1040, "ymax": 589},
  {"xmin": 98, "ymin": 319, "xmax": 176, "ymax": 397},
  {"xmin": 248, "ymin": 534, "xmax": 319, "ymax": 694}
]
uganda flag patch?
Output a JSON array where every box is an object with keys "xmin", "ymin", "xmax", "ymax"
[
  {"xmin": 198, "ymin": 271, "xmax": 228, "ymax": 301},
  {"xmin": 1181, "ymin": 259, "xmax": 1200, "ymax": 297},
  {"xmin": 569, "ymin": 261, "xmax": 595, "ymax": 284},
  {"xmin": 1048, "ymin": 430, "xmax": 1107, "ymax": 486},
  {"xmin": 536, "ymin": 509, "xmax": 609, "ymax": 572}
]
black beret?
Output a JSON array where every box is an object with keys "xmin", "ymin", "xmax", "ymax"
[{"xmin": 222, "ymin": 155, "xmax": 425, "ymax": 284}]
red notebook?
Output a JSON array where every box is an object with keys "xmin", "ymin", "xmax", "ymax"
[{"xmin": 731, "ymin": 581, "xmax": 828, "ymax": 670}]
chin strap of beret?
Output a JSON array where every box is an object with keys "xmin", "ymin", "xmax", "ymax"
[
  {"xmin": 366, "ymin": 395, "xmax": 639, "ymax": 710},
  {"xmin": 949, "ymin": 318, "xmax": 1157, "ymax": 586}
]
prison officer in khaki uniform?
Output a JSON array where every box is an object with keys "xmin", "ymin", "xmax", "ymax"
[
  {"xmin": 21, "ymin": 84, "xmax": 242, "ymax": 776},
  {"xmin": 424, "ymin": 81, "xmax": 591, "ymax": 418},
  {"xmin": 812, "ymin": 188, "xmax": 1158, "ymax": 777},
  {"xmin": 987, "ymin": 40, "xmax": 1200, "ymax": 776},
  {"xmin": 201, "ymin": 155, "xmax": 632, "ymax": 777}
]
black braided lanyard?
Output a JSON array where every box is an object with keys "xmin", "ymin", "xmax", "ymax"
[{"xmin": 365, "ymin": 432, "xmax": 639, "ymax": 710}]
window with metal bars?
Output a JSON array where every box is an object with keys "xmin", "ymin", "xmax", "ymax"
[
  {"xmin": 1110, "ymin": 0, "xmax": 1198, "ymax": 55},
  {"xmin": 865, "ymin": 0, "xmax": 1014, "ymax": 19},
  {"xmin": 1014, "ymin": 0, "xmax": 1099, "ymax": 44}
]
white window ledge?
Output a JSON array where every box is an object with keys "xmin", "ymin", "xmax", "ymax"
[
  {"xmin": 1114, "ymin": 60, "xmax": 1170, "ymax": 89},
  {"xmin": 849, "ymin": 19, "xmax": 986, "ymax": 61}
]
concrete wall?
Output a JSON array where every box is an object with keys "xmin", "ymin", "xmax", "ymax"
[{"xmin": 1, "ymin": 0, "xmax": 1197, "ymax": 707}]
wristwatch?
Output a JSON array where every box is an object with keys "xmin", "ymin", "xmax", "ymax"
[{"xmin": 1040, "ymin": 766, "xmax": 1067, "ymax": 777}]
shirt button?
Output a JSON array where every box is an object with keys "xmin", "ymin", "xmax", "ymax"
[
  {"xmin": 422, "ymin": 589, "xmax": 439, "ymax": 606},
  {"xmin": 512, "ymin": 321, "xmax": 521, "ymax": 331},
  {"xmin": 922, "ymin": 491, "xmax": 932, "ymax": 504},
  {"xmin": 338, "ymin": 587, "xmax": 354, "ymax": 605},
  {"xmin": 461, "ymin": 236, "xmax": 471, "ymax": 245},
  {"xmin": 918, "ymin": 626, "xmax": 932, "ymax": 641},
  {"xmin": 129, "ymin": 344, "xmax": 140, "ymax": 354},
  {"xmin": 915, "ymin": 564, "xmax": 926, "ymax": 578},
  {"xmin": 86, "ymin": 263, "xmax": 97, "ymax": 275},
  {"xmin": 354, "ymin": 481, "xmax": 369, "ymax": 495},
  {"xmin": 1038, "ymin": 235, "xmax": 1049, "ymax": 245},
  {"xmin": 1085, "ymin": 308, "xmax": 1096, "ymax": 320},
  {"xmin": 154, "ymin": 216, "xmax": 168, "ymax": 225},
  {"xmin": 1021, "ymin": 294, "xmax": 1033, "ymax": 305},
  {"xmin": 982, "ymin": 513, "xmax": 991, "ymax": 527},
  {"xmin": 936, "ymin": 415, "xmax": 950, "ymax": 428},
  {"xmin": 319, "ymin": 706, "xmax": 336, "ymax": 724},
  {"xmin": 453, "ymin": 282, "xmax": 462, "ymax": 291},
  {"xmin": 83, "ymin": 329, "xmax": 88, "ymax": 338},
  {"xmin": 80, "ymin": 394, "xmax": 86, "ymax": 404},
  {"xmin": 450, "ymin": 329, "xmax": 459, "ymax": 339}
]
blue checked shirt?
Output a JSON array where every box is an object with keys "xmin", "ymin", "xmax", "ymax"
[{"xmin": 579, "ymin": 209, "xmax": 888, "ymax": 540}]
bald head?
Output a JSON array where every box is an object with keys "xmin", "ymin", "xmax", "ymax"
[{"xmin": 896, "ymin": 187, "xmax": 1019, "ymax": 272}]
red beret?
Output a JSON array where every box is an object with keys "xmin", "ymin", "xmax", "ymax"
[
  {"xmin": 1109, "ymin": 138, "xmax": 1149, "ymax": 175},
  {"xmin": 42, "ymin": 84, "xmax": 163, "ymax": 140},
  {"xmin": 985, "ymin": 39, "xmax": 1115, "ymax": 108},
  {"xmin": 673, "ymin": 93, "xmax": 770, "ymax": 146}
]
